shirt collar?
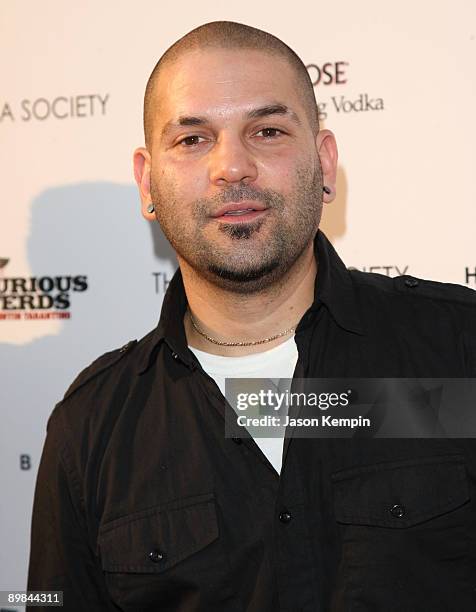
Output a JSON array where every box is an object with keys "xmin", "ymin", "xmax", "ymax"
[
  {"xmin": 136, "ymin": 229, "xmax": 364, "ymax": 374},
  {"xmin": 311, "ymin": 230, "xmax": 364, "ymax": 336}
]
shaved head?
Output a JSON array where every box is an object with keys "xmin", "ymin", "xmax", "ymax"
[{"xmin": 143, "ymin": 21, "xmax": 319, "ymax": 149}]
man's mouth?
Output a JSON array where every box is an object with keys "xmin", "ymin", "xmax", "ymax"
[{"xmin": 212, "ymin": 201, "xmax": 268, "ymax": 222}]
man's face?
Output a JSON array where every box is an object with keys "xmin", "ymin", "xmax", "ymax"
[{"xmin": 138, "ymin": 48, "xmax": 336, "ymax": 293}]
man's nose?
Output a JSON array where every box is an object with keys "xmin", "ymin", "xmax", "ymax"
[{"xmin": 208, "ymin": 135, "xmax": 258, "ymax": 185}]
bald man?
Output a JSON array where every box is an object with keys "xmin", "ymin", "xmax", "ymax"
[{"xmin": 28, "ymin": 21, "xmax": 476, "ymax": 612}]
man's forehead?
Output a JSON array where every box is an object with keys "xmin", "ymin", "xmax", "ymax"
[
  {"xmin": 154, "ymin": 48, "xmax": 301, "ymax": 125},
  {"xmin": 162, "ymin": 46, "xmax": 292, "ymax": 79}
]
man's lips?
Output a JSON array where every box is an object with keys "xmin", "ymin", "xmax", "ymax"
[{"xmin": 211, "ymin": 201, "xmax": 268, "ymax": 218}]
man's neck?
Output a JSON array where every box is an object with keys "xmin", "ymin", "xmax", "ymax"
[{"xmin": 180, "ymin": 241, "xmax": 317, "ymax": 357}]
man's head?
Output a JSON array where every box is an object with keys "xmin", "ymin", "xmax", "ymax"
[
  {"xmin": 134, "ymin": 21, "xmax": 337, "ymax": 294},
  {"xmin": 143, "ymin": 21, "xmax": 320, "ymax": 150}
]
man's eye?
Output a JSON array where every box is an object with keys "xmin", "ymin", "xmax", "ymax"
[
  {"xmin": 256, "ymin": 127, "xmax": 283, "ymax": 138},
  {"xmin": 179, "ymin": 135, "xmax": 205, "ymax": 147}
]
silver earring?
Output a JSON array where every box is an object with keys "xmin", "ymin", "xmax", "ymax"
[
  {"xmin": 147, "ymin": 203, "xmax": 155, "ymax": 214},
  {"xmin": 323, "ymin": 186, "xmax": 332, "ymax": 194}
]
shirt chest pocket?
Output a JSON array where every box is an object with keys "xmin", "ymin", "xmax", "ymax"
[
  {"xmin": 330, "ymin": 454, "xmax": 473, "ymax": 610},
  {"xmin": 98, "ymin": 492, "xmax": 220, "ymax": 574},
  {"xmin": 331, "ymin": 453, "xmax": 470, "ymax": 528},
  {"xmin": 97, "ymin": 492, "xmax": 237, "ymax": 610}
]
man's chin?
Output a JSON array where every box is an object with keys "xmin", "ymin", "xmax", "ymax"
[{"xmin": 204, "ymin": 258, "xmax": 282, "ymax": 293}]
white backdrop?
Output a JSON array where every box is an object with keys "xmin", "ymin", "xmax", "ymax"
[{"xmin": 1, "ymin": 0, "xmax": 475, "ymax": 600}]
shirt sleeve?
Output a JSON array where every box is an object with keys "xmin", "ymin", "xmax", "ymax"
[{"xmin": 26, "ymin": 408, "xmax": 115, "ymax": 612}]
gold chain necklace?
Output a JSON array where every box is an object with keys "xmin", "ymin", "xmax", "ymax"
[{"xmin": 188, "ymin": 310, "xmax": 297, "ymax": 347}]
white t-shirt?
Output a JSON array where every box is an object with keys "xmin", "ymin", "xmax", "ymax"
[{"xmin": 188, "ymin": 335, "xmax": 299, "ymax": 474}]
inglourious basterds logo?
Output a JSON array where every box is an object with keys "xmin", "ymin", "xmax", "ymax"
[{"xmin": 0, "ymin": 258, "xmax": 88, "ymax": 321}]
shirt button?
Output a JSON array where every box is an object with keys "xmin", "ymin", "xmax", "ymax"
[
  {"xmin": 404, "ymin": 278, "xmax": 419, "ymax": 288},
  {"xmin": 279, "ymin": 511, "xmax": 292, "ymax": 523},
  {"xmin": 389, "ymin": 503, "xmax": 405, "ymax": 518},
  {"xmin": 232, "ymin": 436, "xmax": 243, "ymax": 445},
  {"xmin": 149, "ymin": 549, "xmax": 165, "ymax": 563}
]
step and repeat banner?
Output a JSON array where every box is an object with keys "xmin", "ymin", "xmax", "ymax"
[{"xmin": 1, "ymin": 0, "xmax": 475, "ymax": 599}]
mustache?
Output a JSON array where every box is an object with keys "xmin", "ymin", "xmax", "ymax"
[{"xmin": 194, "ymin": 185, "xmax": 284, "ymax": 215}]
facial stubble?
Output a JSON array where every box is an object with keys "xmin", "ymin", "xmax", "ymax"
[{"xmin": 150, "ymin": 161, "xmax": 323, "ymax": 294}]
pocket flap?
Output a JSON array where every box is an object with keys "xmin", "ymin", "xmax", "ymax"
[
  {"xmin": 332, "ymin": 454, "xmax": 470, "ymax": 528},
  {"xmin": 98, "ymin": 492, "xmax": 218, "ymax": 572}
]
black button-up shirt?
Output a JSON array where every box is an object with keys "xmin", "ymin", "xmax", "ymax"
[{"xmin": 27, "ymin": 230, "xmax": 476, "ymax": 611}]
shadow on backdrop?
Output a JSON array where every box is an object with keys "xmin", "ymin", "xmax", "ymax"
[{"xmin": 1, "ymin": 182, "xmax": 177, "ymax": 432}]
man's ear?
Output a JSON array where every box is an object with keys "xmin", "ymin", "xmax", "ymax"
[
  {"xmin": 315, "ymin": 130, "xmax": 338, "ymax": 203},
  {"xmin": 133, "ymin": 147, "xmax": 155, "ymax": 220}
]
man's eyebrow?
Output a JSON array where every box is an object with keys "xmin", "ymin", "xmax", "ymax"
[
  {"xmin": 160, "ymin": 103, "xmax": 301, "ymax": 138},
  {"xmin": 245, "ymin": 104, "xmax": 301, "ymax": 125}
]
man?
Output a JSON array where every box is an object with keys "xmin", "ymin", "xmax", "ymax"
[{"xmin": 27, "ymin": 21, "xmax": 476, "ymax": 612}]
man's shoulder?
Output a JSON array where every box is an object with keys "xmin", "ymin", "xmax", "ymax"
[
  {"xmin": 349, "ymin": 269, "xmax": 476, "ymax": 309},
  {"xmin": 62, "ymin": 339, "xmax": 139, "ymax": 401},
  {"xmin": 48, "ymin": 327, "xmax": 159, "ymax": 429},
  {"xmin": 42, "ymin": 327, "xmax": 161, "ymax": 474}
]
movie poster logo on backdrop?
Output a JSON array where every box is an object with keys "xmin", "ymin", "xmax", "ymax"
[
  {"xmin": 305, "ymin": 61, "xmax": 385, "ymax": 121},
  {"xmin": 0, "ymin": 259, "xmax": 88, "ymax": 320}
]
